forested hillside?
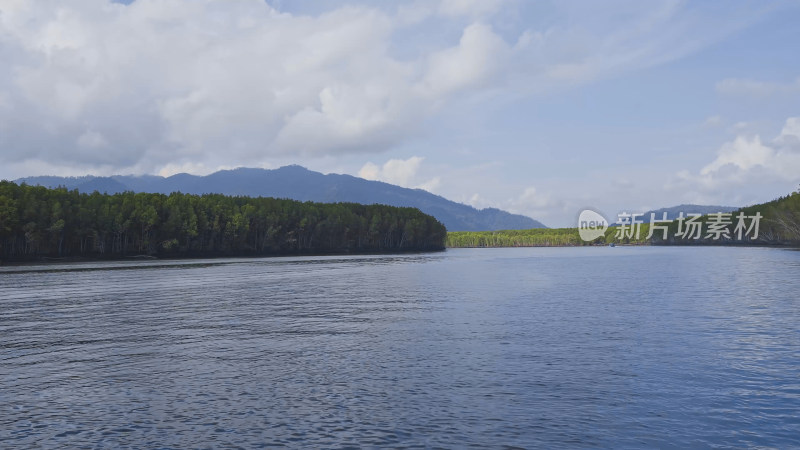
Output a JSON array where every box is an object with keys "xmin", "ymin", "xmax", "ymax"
[
  {"xmin": 653, "ymin": 189, "xmax": 800, "ymax": 245},
  {"xmin": 751, "ymin": 190, "xmax": 800, "ymax": 243},
  {"xmin": 17, "ymin": 166, "xmax": 547, "ymax": 232},
  {"xmin": 0, "ymin": 181, "xmax": 446, "ymax": 261}
]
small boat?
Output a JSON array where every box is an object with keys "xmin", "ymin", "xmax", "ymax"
[{"xmin": 609, "ymin": 243, "xmax": 616, "ymax": 247}]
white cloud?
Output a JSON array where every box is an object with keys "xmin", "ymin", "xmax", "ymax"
[
  {"xmin": 419, "ymin": 22, "xmax": 510, "ymax": 97},
  {"xmin": 357, "ymin": 162, "xmax": 381, "ymax": 181},
  {"xmin": 776, "ymin": 117, "xmax": 800, "ymax": 150},
  {"xmin": 358, "ymin": 155, "xmax": 425, "ymax": 187},
  {"xmin": 0, "ymin": 0, "xmax": 780, "ymax": 178},
  {"xmin": 415, "ymin": 176, "xmax": 441, "ymax": 193},
  {"xmin": 670, "ymin": 117, "xmax": 800, "ymax": 193},
  {"xmin": 0, "ymin": 0, "xmax": 521, "ymax": 175},
  {"xmin": 357, "ymin": 156, "xmax": 441, "ymax": 192},
  {"xmin": 700, "ymin": 136, "xmax": 774, "ymax": 175}
]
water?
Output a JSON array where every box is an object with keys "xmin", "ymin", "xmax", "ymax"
[{"xmin": 1, "ymin": 246, "xmax": 799, "ymax": 448}]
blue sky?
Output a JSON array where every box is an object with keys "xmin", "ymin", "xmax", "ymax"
[{"xmin": 1, "ymin": 0, "xmax": 799, "ymax": 226}]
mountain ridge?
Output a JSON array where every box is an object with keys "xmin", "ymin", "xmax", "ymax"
[{"xmin": 15, "ymin": 165, "xmax": 547, "ymax": 232}]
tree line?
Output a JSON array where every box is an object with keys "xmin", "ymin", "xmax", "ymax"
[
  {"xmin": 0, "ymin": 181, "xmax": 447, "ymax": 261},
  {"xmin": 446, "ymin": 188, "xmax": 800, "ymax": 248},
  {"xmin": 447, "ymin": 228, "xmax": 589, "ymax": 247},
  {"xmin": 654, "ymin": 189, "xmax": 800, "ymax": 245}
]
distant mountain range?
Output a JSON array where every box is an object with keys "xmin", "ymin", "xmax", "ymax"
[{"xmin": 15, "ymin": 165, "xmax": 547, "ymax": 232}]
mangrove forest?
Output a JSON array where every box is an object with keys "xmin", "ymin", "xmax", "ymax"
[{"xmin": 0, "ymin": 181, "xmax": 447, "ymax": 261}]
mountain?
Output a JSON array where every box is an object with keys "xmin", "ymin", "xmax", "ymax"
[
  {"xmin": 735, "ymin": 190, "xmax": 800, "ymax": 244},
  {"xmin": 16, "ymin": 166, "xmax": 547, "ymax": 231}
]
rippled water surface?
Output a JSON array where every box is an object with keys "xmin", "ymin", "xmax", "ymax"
[{"xmin": 2, "ymin": 247, "xmax": 800, "ymax": 447}]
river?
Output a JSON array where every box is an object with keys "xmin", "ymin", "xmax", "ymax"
[{"xmin": 2, "ymin": 247, "xmax": 799, "ymax": 447}]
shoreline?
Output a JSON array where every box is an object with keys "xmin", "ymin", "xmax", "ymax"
[
  {"xmin": 0, "ymin": 247, "xmax": 447, "ymax": 267},
  {"xmin": 5, "ymin": 243, "xmax": 798, "ymax": 266},
  {"xmin": 445, "ymin": 242, "xmax": 799, "ymax": 249}
]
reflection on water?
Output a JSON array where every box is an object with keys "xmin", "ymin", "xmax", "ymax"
[{"xmin": 2, "ymin": 247, "xmax": 799, "ymax": 447}]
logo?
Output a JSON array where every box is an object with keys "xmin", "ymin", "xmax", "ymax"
[{"xmin": 578, "ymin": 209, "xmax": 608, "ymax": 242}]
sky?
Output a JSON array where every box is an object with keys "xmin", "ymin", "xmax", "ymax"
[{"xmin": 1, "ymin": 0, "xmax": 799, "ymax": 227}]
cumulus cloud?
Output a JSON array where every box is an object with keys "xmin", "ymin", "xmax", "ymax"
[
  {"xmin": 0, "ymin": 0, "xmax": 776, "ymax": 177},
  {"xmin": 419, "ymin": 22, "xmax": 510, "ymax": 97},
  {"xmin": 0, "ymin": 0, "xmax": 520, "ymax": 175},
  {"xmin": 776, "ymin": 117, "xmax": 800, "ymax": 150},
  {"xmin": 415, "ymin": 176, "xmax": 441, "ymax": 193},
  {"xmin": 358, "ymin": 155, "xmax": 440, "ymax": 191},
  {"xmin": 670, "ymin": 117, "xmax": 800, "ymax": 192},
  {"xmin": 700, "ymin": 136, "xmax": 775, "ymax": 175}
]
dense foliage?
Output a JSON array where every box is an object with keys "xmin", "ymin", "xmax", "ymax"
[
  {"xmin": 447, "ymin": 188, "xmax": 800, "ymax": 248},
  {"xmin": 750, "ymin": 189, "xmax": 800, "ymax": 243},
  {"xmin": 447, "ymin": 228, "xmax": 588, "ymax": 247},
  {"xmin": 0, "ymin": 181, "xmax": 446, "ymax": 261},
  {"xmin": 654, "ymin": 189, "xmax": 800, "ymax": 245},
  {"xmin": 446, "ymin": 226, "xmax": 652, "ymax": 248}
]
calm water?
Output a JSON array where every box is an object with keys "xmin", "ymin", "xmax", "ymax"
[{"xmin": 1, "ymin": 247, "xmax": 799, "ymax": 448}]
